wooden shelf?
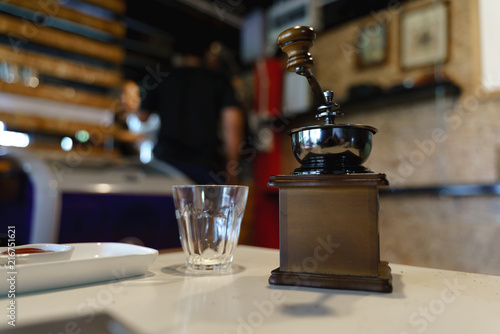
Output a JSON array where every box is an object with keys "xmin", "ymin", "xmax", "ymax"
[
  {"xmin": 339, "ymin": 81, "xmax": 462, "ymax": 113},
  {"xmin": 0, "ymin": 81, "xmax": 115, "ymax": 109},
  {"xmin": 21, "ymin": 142, "xmax": 121, "ymax": 158},
  {"xmin": 281, "ymin": 81, "xmax": 463, "ymax": 132},
  {"xmin": 77, "ymin": 0, "xmax": 126, "ymax": 15},
  {"xmin": 4, "ymin": 0, "xmax": 125, "ymax": 38},
  {"xmin": 0, "ymin": 45, "xmax": 122, "ymax": 87},
  {"xmin": 0, "ymin": 0, "xmax": 131, "ymax": 155},
  {"xmin": 0, "ymin": 13, "xmax": 124, "ymax": 64},
  {"xmin": 0, "ymin": 112, "xmax": 144, "ymax": 144}
]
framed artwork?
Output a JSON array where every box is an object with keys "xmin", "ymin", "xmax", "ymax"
[
  {"xmin": 357, "ymin": 22, "xmax": 388, "ymax": 68},
  {"xmin": 400, "ymin": 2, "xmax": 449, "ymax": 70}
]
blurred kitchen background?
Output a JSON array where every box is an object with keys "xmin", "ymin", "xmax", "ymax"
[{"xmin": 1, "ymin": 0, "xmax": 500, "ymax": 275}]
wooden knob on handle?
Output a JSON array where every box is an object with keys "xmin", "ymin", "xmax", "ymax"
[{"xmin": 277, "ymin": 26, "xmax": 316, "ymax": 72}]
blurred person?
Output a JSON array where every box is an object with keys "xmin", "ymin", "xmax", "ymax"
[
  {"xmin": 205, "ymin": 41, "xmax": 248, "ymax": 113},
  {"xmin": 138, "ymin": 40, "xmax": 245, "ymax": 185},
  {"xmin": 115, "ymin": 79, "xmax": 141, "ymax": 129},
  {"xmin": 121, "ymin": 80, "xmax": 141, "ymax": 114},
  {"xmin": 113, "ymin": 80, "xmax": 143, "ymax": 156}
]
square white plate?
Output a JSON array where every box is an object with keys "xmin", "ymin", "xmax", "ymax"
[{"xmin": 0, "ymin": 242, "xmax": 158, "ymax": 294}]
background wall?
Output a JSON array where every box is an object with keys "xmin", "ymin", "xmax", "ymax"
[
  {"xmin": 315, "ymin": 0, "xmax": 472, "ymax": 102},
  {"xmin": 380, "ymin": 193, "xmax": 500, "ymax": 276},
  {"xmin": 294, "ymin": 0, "xmax": 500, "ymax": 275},
  {"xmin": 312, "ymin": 0, "xmax": 500, "ymax": 188}
]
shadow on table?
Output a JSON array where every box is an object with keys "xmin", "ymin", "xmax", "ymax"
[{"xmin": 268, "ymin": 272, "xmax": 405, "ymax": 317}]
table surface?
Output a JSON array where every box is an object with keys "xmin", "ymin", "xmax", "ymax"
[{"xmin": 2, "ymin": 246, "xmax": 500, "ymax": 333}]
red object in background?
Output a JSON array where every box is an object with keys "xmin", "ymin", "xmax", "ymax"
[{"xmin": 252, "ymin": 58, "xmax": 284, "ymax": 249}]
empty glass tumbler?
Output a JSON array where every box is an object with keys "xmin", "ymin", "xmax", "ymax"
[{"xmin": 172, "ymin": 185, "xmax": 249, "ymax": 270}]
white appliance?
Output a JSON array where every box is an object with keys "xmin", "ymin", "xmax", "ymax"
[{"xmin": 0, "ymin": 149, "xmax": 193, "ymax": 249}]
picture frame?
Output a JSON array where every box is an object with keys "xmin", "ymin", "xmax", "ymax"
[
  {"xmin": 400, "ymin": 2, "xmax": 449, "ymax": 70},
  {"xmin": 356, "ymin": 21, "xmax": 388, "ymax": 68}
]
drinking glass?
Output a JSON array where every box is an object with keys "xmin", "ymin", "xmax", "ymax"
[{"xmin": 172, "ymin": 185, "xmax": 248, "ymax": 270}]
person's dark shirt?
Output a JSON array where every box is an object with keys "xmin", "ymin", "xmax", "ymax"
[{"xmin": 141, "ymin": 66, "xmax": 240, "ymax": 183}]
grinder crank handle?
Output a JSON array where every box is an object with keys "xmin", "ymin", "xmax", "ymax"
[{"xmin": 277, "ymin": 26, "xmax": 327, "ymax": 106}]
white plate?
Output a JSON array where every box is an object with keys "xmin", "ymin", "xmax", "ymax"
[
  {"xmin": 0, "ymin": 242, "xmax": 158, "ymax": 294},
  {"xmin": 0, "ymin": 243, "xmax": 74, "ymax": 265}
]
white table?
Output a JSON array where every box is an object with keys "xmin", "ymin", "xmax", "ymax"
[{"xmin": 2, "ymin": 246, "xmax": 500, "ymax": 333}]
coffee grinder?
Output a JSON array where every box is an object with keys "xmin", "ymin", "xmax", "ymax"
[{"xmin": 268, "ymin": 26, "xmax": 392, "ymax": 293}]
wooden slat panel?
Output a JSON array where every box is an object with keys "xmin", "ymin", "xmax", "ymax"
[
  {"xmin": 21, "ymin": 142, "xmax": 121, "ymax": 157},
  {"xmin": 0, "ymin": 45, "xmax": 123, "ymax": 87},
  {"xmin": 0, "ymin": 111, "xmax": 144, "ymax": 143},
  {"xmin": 0, "ymin": 13, "xmax": 124, "ymax": 64},
  {"xmin": 76, "ymin": 0, "xmax": 126, "ymax": 15},
  {"xmin": 3, "ymin": 0, "xmax": 126, "ymax": 38},
  {"xmin": 0, "ymin": 81, "xmax": 114, "ymax": 109}
]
